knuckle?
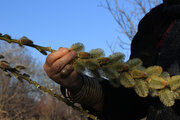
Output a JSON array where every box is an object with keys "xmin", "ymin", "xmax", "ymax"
[
  {"xmin": 62, "ymin": 48, "xmax": 69, "ymax": 53},
  {"xmin": 52, "ymin": 62, "xmax": 63, "ymax": 73},
  {"xmin": 58, "ymin": 47, "xmax": 63, "ymax": 50},
  {"xmin": 46, "ymin": 54, "xmax": 53, "ymax": 65}
]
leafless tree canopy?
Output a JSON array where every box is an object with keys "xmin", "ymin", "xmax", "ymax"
[{"xmin": 101, "ymin": 0, "xmax": 161, "ymax": 53}]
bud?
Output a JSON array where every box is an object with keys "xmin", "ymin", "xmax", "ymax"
[
  {"xmin": 70, "ymin": 42, "xmax": 85, "ymax": 52},
  {"xmin": 168, "ymin": 75, "xmax": 180, "ymax": 90},
  {"xmin": 159, "ymin": 88, "xmax": 175, "ymax": 107},
  {"xmin": 20, "ymin": 36, "xmax": 33, "ymax": 45},
  {"xmin": 160, "ymin": 72, "xmax": 170, "ymax": 82},
  {"xmin": 109, "ymin": 52, "xmax": 125, "ymax": 63},
  {"xmin": 145, "ymin": 66, "xmax": 163, "ymax": 76},
  {"xmin": 15, "ymin": 65, "xmax": 26, "ymax": 70},
  {"xmin": 134, "ymin": 79, "xmax": 149, "ymax": 97},
  {"xmin": 84, "ymin": 59, "xmax": 100, "ymax": 71},
  {"xmin": 147, "ymin": 75, "xmax": 167, "ymax": 89},
  {"xmin": 125, "ymin": 58, "xmax": 143, "ymax": 69},
  {"xmin": 89, "ymin": 48, "xmax": 105, "ymax": 58},
  {"xmin": 78, "ymin": 52, "xmax": 91, "ymax": 59},
  {"xmin": 23, "ymin": 73, "xmax": 30, "ymax": 78},
  {"xmin": 119, "ymin": 72, "xmax": 135, "ymax": 88},
  {"xmin": 0, "ymin": 55, "xmax": 4, "ymax": 59},
  {"xmin": 73, "ymin": 59, "xmax": 86, "ymax": 73},
  {"xmin": 129, "ymin": 68, "xmax": 147, "ymax": 79},
  {"xmin": 3, "ymin": 34, "xmax": 11, "ymax": 39},
  {"xmin": 97, "ymin": 57, "xmax": 109, "ymax": 65},
  {"xmin": 0, "ymin": 61, "xmax": 10, "ymax": 69},
  {"xmin": 102, "ymin": 65, "xmax": 119, "ymax": 80},
  {"xmin": 112, "ymin": 62, "xmax": 128, "ymax": 72}
]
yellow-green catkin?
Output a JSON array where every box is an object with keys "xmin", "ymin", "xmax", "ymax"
[
  {"xmin": 125, "ymin": 58, "xmax": 143, "ymax": 69},
  {"xmin": 89, "ymin": 48, "xmax": 105, "ymax": 58},
  {"xmin": 147, "ymin": 75, "xmax": 167, "ymax": 89},
  {"xmin": 160, "ymin": 72, "xmax": 170, "ymax": 82},
  {"xmin": 97, "ymin": 57, "xmax": 109, "ymax": 65},
  {"xmin": 145, "ymin": 66, "xmax": 163, "ymax": 76},
  {"xmin": 111, "ymin": 62, "xmax": 128, "ymax": 72},
  {"xmin": 159, "ymin": 88, "xmax": 175, "ymax": 107},
  {"xmin": 168, "ymin": 75, "xmax": 180, "ymax": 90},
  {"xmin": 119, "ymin": 72, "xmax": 135, "ymax": 88},
  {"xmin": 102, "ymin": 65, "xmax": 119, "ymax": 80},
  {"xmin": 134, "ymin": 79, "xmax": 149, "ymax": 97},
  {"xmin": 70, "ymin": 42, "xmax": 85, "ymax": 52},
  {"xmin": 84, "ymin": 59, "xmax": 100, "ymax": 71},
  {"xmin": 78, "ymin": 52, "xmax": 91, "ymax": 59},
  {"xmin": 129, "ymin": 68, "xmax": 147, "ymax": 79},
  {"xmin": 108, "ymin": 52, "xmax": 125, "ymax": 63},
  {"xmin": 73, "ymin": 59, "xmax": 86, "ymax": 73}
]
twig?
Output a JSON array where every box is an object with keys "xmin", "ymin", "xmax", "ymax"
[{"xmin": 0, "ymin": 34, "xmax": 56, "ymax": 55}]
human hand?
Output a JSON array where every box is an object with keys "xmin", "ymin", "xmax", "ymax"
[{"xmin": 43, "ymin": 47, "xmax": 83, "ymax": 92}]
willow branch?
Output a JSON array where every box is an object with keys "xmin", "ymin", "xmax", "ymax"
[{"xmin": 0, "ymin": 34, "xmax": 56, "ymax": 55}]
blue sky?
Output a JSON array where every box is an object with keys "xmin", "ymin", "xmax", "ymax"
[{"xmin": 0, "ymin": 0, "xmax": 132, "ymax": 64}]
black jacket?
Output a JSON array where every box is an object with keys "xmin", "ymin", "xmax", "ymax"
[{"xmin": 98, "ymin": 2, "xmax": 180, "ymax": 120}]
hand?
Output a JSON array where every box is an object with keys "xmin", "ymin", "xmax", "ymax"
[{"xmin": 43, "ymin": 47, "xmax": 83, "ymax": 92}]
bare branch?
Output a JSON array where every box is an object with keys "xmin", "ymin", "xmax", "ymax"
[{"xmin": 135, "ymin": 0, "xmax": 147, "ymax": 14}]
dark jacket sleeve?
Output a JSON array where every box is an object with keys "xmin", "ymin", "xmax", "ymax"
[
  {"xmin": 146, "ymin": 19, "xmax": 180, "ymax": 120},
  {"xmin": 85, "ymin": 3, "xmax": 180, "ymax": 120},
  {"xmin": 99, "ymin": 80, "xmax": 150, "ymax": 120}
]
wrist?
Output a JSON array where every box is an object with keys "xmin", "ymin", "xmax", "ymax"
[
  {"xmin": 67, "ymin": 74, "xmax": 84, "ymax": 95},
  {"xmin": 69, "ymin": 75, "xmax": 103, "ymax": 107}
]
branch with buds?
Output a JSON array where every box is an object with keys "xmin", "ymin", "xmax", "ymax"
[
  {"xmin": 0, "ymin": 33, "xmax": 55, "ymax": 55},
  {"xmin": 0, "ymin": 56, "xmax": 98, "ymax": 120},
  {"xmin": 1, "ymin": 33, "xmax": 180, "ymax": 109}
]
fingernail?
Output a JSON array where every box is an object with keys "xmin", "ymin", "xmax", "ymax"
[{"xmin": 62, "ymin": 49, "xmax": 68, "ymax": 53}]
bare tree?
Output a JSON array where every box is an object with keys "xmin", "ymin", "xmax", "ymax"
[
  {"xmin": 101, "ymin": 0, "xmax": 161, "ymax": 53},
  {"xmin": 0, "ymin": 41, "xmax": 41, "ymax": 119}
]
